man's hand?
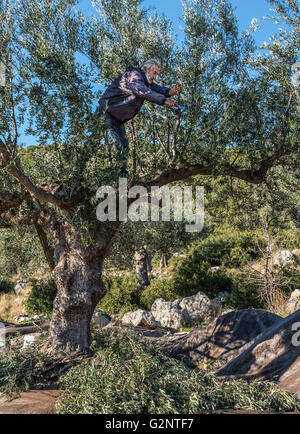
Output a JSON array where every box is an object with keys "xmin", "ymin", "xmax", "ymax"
[
  {"xmin": 169, "ymin": 82, "xmax": 182, "ymax": 96},
  {"xmin": 164, "ymin": 99, "xmax": 178, "ymax": 107}
]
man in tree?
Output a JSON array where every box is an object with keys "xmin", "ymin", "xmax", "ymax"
[{"xmin": 97, "ymin": 59, "xmax": 182, "ymax": 174}]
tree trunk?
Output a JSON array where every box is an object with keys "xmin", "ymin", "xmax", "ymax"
[
  {"xmin": 146, "ymin": 253, "xmax": 152, "ymax": 273},
  {"xmin": 48, "ymin": 220, "xmax": 115, "ymax": 353},
  {"xmin": 160, "ymin": 254, "xmax": 168, "ymax": 269},
  {"xmin": 134, "ymin": 247, "xmax": 150, "ymax": 290}
]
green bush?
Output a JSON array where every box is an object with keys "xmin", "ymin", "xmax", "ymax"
[
  {"xmin": 0, "ymin": 280, "xmax": 14, "ymax": 294},
  {"xmin": 56, "ymin": 328, "xmax": 300, "ymax": 414},
  {"xmin": 98, "ymin": 273, "xmax": 141, "ymax": 316},
  {"xmin": 140, "ymin": 277, "xmax": 178, "ymax": 308},
  {"xmin": 187, "ymin": 229, "xmax": 260, "ymax": 269},
  {"xmin": 226, "ymin": 270, "xmax": 264, "ymax": 310},
  {"xmin": 24, "ymin": 279, "xmax": 57, "ymax": 317},
  {"xmin": 141, "ymin": 261, "xmax": 233, "ymax": 309}
]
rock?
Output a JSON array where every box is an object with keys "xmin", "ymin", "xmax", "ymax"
[
  {"xmin": 273, "ymin": 250, "xmax": 296, "ymax": 267},
  {"xmin": 213, "ymin": 291, "xmax": 230, "ymax": 304},
  {"xmin": 15, "ymin": 315, "xmax": 31, "ymax": 323},
  {"xmin": 173, "ymin": 291, "xmax": 222, "ymax": 325},
  {"xmin": 13, "ymin": 280, "xmax": 29, "ymax": 295},
  {"xmin": 208, "ymin": 266, "xmax": 221, "ymax": 273},
  {"xmin": 216, "ymin": 309, "xmax": 300, "ymax": 399},
  {"xmin": 151, "ymin": 300, "xmax": 184, "ymax": 330},
  {"xmin": 23, "ymin": 333, "xmax": 38, "ymax": 348},
  {"xmin": 150, "ymin": 292, "xmax": 222, "ymax": 330},
  {"xmin": 122, "ymin": 309, "xmax": 161, "ymax": 329},
  {"xmin": 162, "ymin": 309, "xmax": 281, "ymax": 366},
  {"xmin": 92, "ymin": 311, "xmax": 111, "ymax": 329},
  {"xmin": 285, "ymin": 290, "xmax": 300, "ymax": 315}
]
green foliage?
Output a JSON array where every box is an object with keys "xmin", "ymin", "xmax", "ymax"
[
  {"xmin": 0, "ymin": 280, "xmax": 14, "ymax": 295},
  {"xmin": 98, "ymin": 273, "xmax": 141, "ymax": 316},
  {"xmin": 226, "ymin": 270, "xmax": 264, "ymax": 310},
  {"xmin": 140, "ymin": 277, "xmax": 177, "ymax": 308},
  {"xmin": 0, "ymin": 333, "xmax": 79, "ymax": 398},
  {"xmin": 24, "ymin": 280, "xmax": 57, "ymax": 317},
  {"xmin": 56, "ymin": 328, "xmax": 300, "ymax": 414},
  {"xmin": 0, "ymin": 334, "xmax": 51, "ymax": 397},
  {"xmin": 0, "ymin": 227, "xmax": 45, "ymax": 279},
  {"xmin": 189, "ymin": 229, "xmax": 260, "ymax": 268},
  {"xmin": 141, "ymin": 264, "xmax": 232, "ymax": 309}
]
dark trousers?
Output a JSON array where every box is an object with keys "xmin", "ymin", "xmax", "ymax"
[{"xmin": 96, "ymin": 105, "xmax": 129, "ymax": 168}]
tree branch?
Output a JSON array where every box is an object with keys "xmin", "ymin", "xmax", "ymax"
[
  {"xmin": 34, "ymin": 222, "xmax": 55, "ymax": 271},
  {"xmin": 0, "ymin": 190, "xmax": 29, "ymax": 212},
  {"xmin": 0, "ymin": 138, "xmax": 79, "ymax": 210},
  {"xmin": 142, "ymin": 142, "xmax": 298, "ymax": 189}
]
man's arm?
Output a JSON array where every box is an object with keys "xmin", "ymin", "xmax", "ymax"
[
  {"xmin": 123, "ymin": 70, "xmax": 167, "ymax": 105},
  {"xmin": 151, "ymin": 82, "xmax": 182, "ymax": 97},
  {"xmin": 150, "ymin": 83, "xmax": 171, "ymax": 97}
]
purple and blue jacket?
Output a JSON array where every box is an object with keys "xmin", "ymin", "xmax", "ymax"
[{"xmin": 98, "ymin": 67, "xmax": 170, "ymax": 124}]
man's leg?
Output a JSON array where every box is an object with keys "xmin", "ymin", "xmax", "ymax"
[
  {"xmin": 105, "ymin": 114, "xmax": 129, "ymax": 175},
  {"xmin": 96, "ymin": 105, "xmax": 129, "ymax": 175}
]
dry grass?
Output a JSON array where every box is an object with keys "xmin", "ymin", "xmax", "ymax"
[
  {"xmin": 0, "ymin": 268, "xmax": 51, "ymax": 322},
  {"xmin": 0, "ymin": 281, "xmax": 33, "ymax": 322}
]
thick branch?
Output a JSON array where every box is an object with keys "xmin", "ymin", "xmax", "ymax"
[
  {"xmin": 0, "ymin": 190, "xmax": 29, "ymax": 212},
  {"xmin": 144, "ymin": 142, "xmax": 298, "ymax": 189},
  {"xmin": 0, "ymin": 139, "xmax": 79, "ymax": 210},
  {"xmin": 34, "ymin": 222, "xmax": 55, "ymax": 271}
]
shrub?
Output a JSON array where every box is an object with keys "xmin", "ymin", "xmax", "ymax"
[
  {"xmin": 226, "ymin": 270, "xmax": 264, "ymax": 310},
  {"xmin": 141, "ymin": 261, "xmax": 233, "ymax": 309},
  {"xmin": 0, "ymin": 280, "xmax": 14, "ymax": 295},
  {"xmin": 187, "ymin": 229, "xmax": 259, "ymax": 269},
  {"xmin": 140, "ymin": 276, "xmax": 178, "ymax": 309},
  {"xmin": 98, "ymin": 273, "xmax": 141, "ymax": 316},
  {"xmin": 24, "ymin": 279, "xmax": 57, "ymax": 317},
  {"xmin": 56, "ymin": 328, "xmax": 300, "ymax": 414}
]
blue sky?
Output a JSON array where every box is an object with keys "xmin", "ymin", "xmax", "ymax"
[
  {"xmin": 142, "ymin": 0, "xmax": 281, "ymax": 46},
  {"xmin": 21, "ymin": 0, "xmax": 284, "ymax": 147},
  {"xmin": 78, "ymin": 0, "xmax": 283, "ymax": 47}
]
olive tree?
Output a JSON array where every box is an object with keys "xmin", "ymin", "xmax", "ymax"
[{"xmin": 0, "ymin": 0, "xmax": 298, "ymax": 352}]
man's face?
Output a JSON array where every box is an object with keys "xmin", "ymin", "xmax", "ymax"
[{"xmin": 145, "ymin": 65, "xmax": 160, "ymax": 83}]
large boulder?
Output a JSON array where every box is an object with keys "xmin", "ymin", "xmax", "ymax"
[
  {"xmin": 172, "ymin": 291, "xmax": 222, "ymax": 325},
  {"xmin": 216, "ymin": 309, "xmax": 300, "ymax": 399},
  {"xmin": 121, "ymin": 310, "xmax": 161, "ymax": 329},
  {"xmin": 150, "ymin": 291, "xmax": 222, "ymax": 330},
  {"xmin": 162, "ymin": 309, "xmax": 281, "ymax": 366},
  {"xmin": 150, "ymin": 300, "xmax": 183, "ymax": 329},
  {"xmin": 285, "ymin": 289, "xmax": 300, "ymax": 315}
]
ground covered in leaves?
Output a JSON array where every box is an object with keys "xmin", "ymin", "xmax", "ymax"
[{"xmin": 0, "ymin": 328, "xmax": 300, "ymax": 414}]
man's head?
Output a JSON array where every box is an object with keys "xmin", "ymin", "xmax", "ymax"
[{"xmin": 141, "ymin": 59, "xmax": 160, "ymax": 83}]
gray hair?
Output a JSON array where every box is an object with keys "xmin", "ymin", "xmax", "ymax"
[{"xmin": 141, "ymin": 59, "xmax": 161, "ymax": 70}]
